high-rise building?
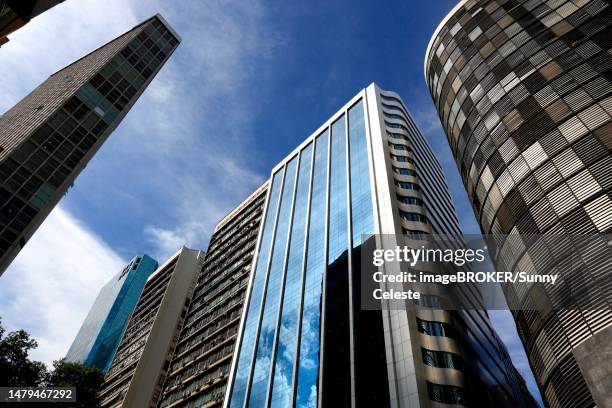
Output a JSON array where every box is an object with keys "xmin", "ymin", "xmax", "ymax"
[
  {"xmin": 158, "ymin": 183, "xmax": 268, "ymax": 408},
  {"xmin": 65, "ymin": 254, "xmax": 158, "ymax": 373},
  {"xmin": 425, "ymin": 1, "xmax": 611, "ymax": 407},
  {"xmin": 225, "ymin": 83, "xmax": 536, "ymax": 408},
  {"xmin": 99, "ymin": 247, "xmax": 203, "ymax": 408},
  {"xmin": 0, "ymin": 0, "xmax": 65, "ymax": 46},
  {"xmin": 0, "ymin": 14, "xmax": 180, "ymax": 275}
]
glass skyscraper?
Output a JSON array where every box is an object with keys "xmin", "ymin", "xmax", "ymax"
[
  {"xmin": 425, "ymin": 1, "xmax": 611, "ymax": 407},
  {"xmin": 0, "ymin": 14, "xmax": 180, "ymax": 275},
  {"xmin": 225, "ymin": 83, "xmax": 537, "ymax": 407},
  {"xmin": 65, "ymin": 254, "xmax": 158, "ymax": 373}
]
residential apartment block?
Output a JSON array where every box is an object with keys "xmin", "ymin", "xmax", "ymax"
[
  {"xmin": 99, "ymin": 248, "xmax": 203, "ymax": 408},
  {"xmin": 0, "ymin": 14, "xmax": 180, "ymax": 274}
]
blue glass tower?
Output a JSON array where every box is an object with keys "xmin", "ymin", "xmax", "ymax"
[
  {"xmin": 65, "ymin": 254, "xmax": 158, "ymax": 372},
  {"xmin": 225, "ymin": 84, "xmax": 537, "ymax": 408}
]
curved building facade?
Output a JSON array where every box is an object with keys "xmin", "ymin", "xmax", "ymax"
[{"xmin": 425, "ymin": 1, "xmax": 612, "ymax": 407}]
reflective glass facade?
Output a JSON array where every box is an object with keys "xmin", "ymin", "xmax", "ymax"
[
  {"xmin": 248, "ymin": 157, "xmax": 298, "ymax": 407},
  {"xmin": 425, "ymin": 1, "xmax": 612, "ymax": 406},
  {"xmin": 65, "ymin": 254, "xmax": 158, "ymax": 373},
  {"xmin": 294, "ymin": 133, "xmax": 328, "ymax": 407},
  {"xmin": 0, "ymin": 14, "xmax": 180, "ymax": 275},
  {"xmin": 270, "ymin": 144, "xmax": 312, "ymax": 408},
  {"xmin": 227, "ymin": 97, "xmax": 372, "ymax": 407},
  {"xmin": 226, "ymin": 84, "xmax": 536, "ymax": 408},
  {"xmin": 230, "ymin": 170, "xmax": 285, "ymax": 407}
]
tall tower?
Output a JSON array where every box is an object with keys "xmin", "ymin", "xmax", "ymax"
[
  {"xmin": 0, "ymin": 14, "xmax": 180, "ymax": 275},
  {"xmin": 65, "ymin": 254, "xmax": 158, "ymax": 373},
  {"xmin": 425, "ymin": 1, "xmax": 611, "ymax": 407},
  {"xmin": 158, "ymin": 183, "xmax": 268, "ymax": 408},
  {"xmin": 225, "ymin": 83, "xmax": 536, "ymax": 408},
  {"xmin": 99, "ymin": 247, "xmax": 203, "ymax": 408}
]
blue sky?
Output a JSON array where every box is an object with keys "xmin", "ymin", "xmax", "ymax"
[{"xmin": 0, "ymin": 0, "xmax": 541, "ymax": 404}]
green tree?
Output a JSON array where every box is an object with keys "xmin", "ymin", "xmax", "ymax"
[
  {"xmin": 47, "ymin": 359, "xmax": 104, "ymax": 408},
  {"xmin": 0, "ymin": 318, "xmax": 48, "ymax": 387},
  {"xmin": 0, "ymin": 318, "xmax": 104, "ymax": 407}
]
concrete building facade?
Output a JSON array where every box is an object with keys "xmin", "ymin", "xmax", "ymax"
[
  {"xmin": 99, "ymin": 248, "xmax": 203, "ymax": 408},
  {"xmin": 0, "ymin": 14, "xmax": 180, "ymax": 275}
]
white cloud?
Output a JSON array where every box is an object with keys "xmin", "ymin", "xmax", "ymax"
[
  {"xmin": 0, "ymin": 1, "xmax": 139, "ymax": 111},
  {"xmin": 0, "ymin": 0, "xmax": 279, "ymax": 259},
  {"xmin": 0, "ymin": 0, "xmax": 279, "ymax": 366},
  {"xmin": 0, "ymin": 206, "xmax": 125, "ymax": 367},
  {"xmin": 143, "ymin": 225, "xmax": 188, "ymax": 260}
]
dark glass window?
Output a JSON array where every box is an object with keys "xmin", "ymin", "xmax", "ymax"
[
  {"xmin": 394, "ymin": 181, "xmax": 420, "ymax": 191},
  {"xmin": 391, "ymin": 154, "xmax": 415, "ymax": 164},
  {"xmin": 397, "ymin": 194, "xmax": 424, "ymax": 206},
  {"xmin": 422, "ymin": 348, "xmax": 463, "ymax": 370},
  {"xmin": 427, "ymin": 382, "xmax": 467, "ymax": 405},
  {"xmin": 389, "ymin": 142, "xmax": 412, "ymax": 152},
  {"xmin": 399, "ymin": 210, "xmax": 428, "ymax": 223},
  {"xmin": 386, "ymin": 122, "xmax": 410, "ymax": 132},
  {"xmin": 393, "ymin": 167, "xmax": 417, "ymax": 177},
  {"xmin": 417, "ymin": 318, "xmax": 455, "ymax": 338}
]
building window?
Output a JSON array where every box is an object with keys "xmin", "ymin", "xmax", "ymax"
[
  {"xmin": 394, "ymin": 181, "xmax": 420, "ymax": 191},
  {"xmin": 381, "ymin": 102, "xmax": 406, "ymax": 113},
  {"xmin": 417, "ymin": 318, "xmax": 455, "ymax": 338},
  {"xmin": 402, "ymin": 228, "xmax": 428, "ymax": 239},
  {"xmin": 393, "ymin": 167, "xmax": 417, "ymax": 177},
  {"xmin": 391, "ymin": 154, "xmax": 415, "ymax": 164},
  {"xmin": 384, "ymin": 113, "xmax": 405, "ymax": 121},
  {"xmin": 427, "ymin": 382, "xmax": 467, "ymax": 405},
  {"xmin": 414, "ymin": 294, "xmax": 440, "ymax": 308},
  {"xmin": 380, "ymin": 94, "xmax": 406, "ymax": 109},
  {"xmin": 388, "ymin": 142, "xmax": 411, "ymax": 152},
  {"xmin": 399, "ymin": 211, "xmax": 428, "ymax": 224},
  {"xmin": 386, "ymin": 122, "xmax": 410, "ymax": 132},
  {"xmin": 422, "ymin": 348, "xmax": 462, "ymax": 371},
  {"xmin": 396, "ymin": 194, "xmax": 423, "ymax": 206},
  {"xmin": 388, "ymin": 132, "xmax": 407, "ymax": 141}
]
